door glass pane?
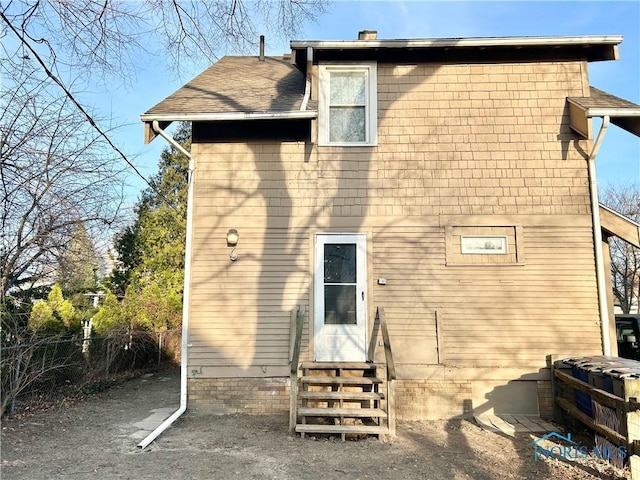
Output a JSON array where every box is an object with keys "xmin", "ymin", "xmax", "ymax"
[
  {"xmin": 324, "ymin": 285, "xmax": 357, "ymax": 325},
  {"xmin": 324, "ymin": 244, "xmax": 356, "ymax": 283}
]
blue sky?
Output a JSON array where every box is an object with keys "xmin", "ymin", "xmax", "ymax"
[{"xmin": 110, "ymin": 0, "xmax": 640, "ymax": 208}]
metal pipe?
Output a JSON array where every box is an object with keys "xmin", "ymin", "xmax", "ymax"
[
  {"xmin": 138, "ymin": 121, "xmax": 194, "ymax": 449},
  {"xmin": 588, "ymin": 115, "xmax": 611, "ymax": 355},
  {"xmin": 300, "ymin": 47, "xmax": 313, "ymax": 111},
  {"xmin": 151, "ymin": 120, "xmax": 191, "ymax": 158},
  {"xmin": 259, "ymin": 35, "xmax": 265, "ymax": 62}
]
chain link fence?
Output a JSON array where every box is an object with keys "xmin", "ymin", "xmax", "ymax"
[{"xmin": 1, "ymin": 329, "xmax": 181, "ymax": 417}]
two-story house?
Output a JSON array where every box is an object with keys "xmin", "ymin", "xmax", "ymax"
[{"xmin": 139, "ymin": 30, "xmax": 640, "ymax": 443}]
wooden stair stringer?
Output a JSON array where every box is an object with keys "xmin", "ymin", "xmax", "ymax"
[{"xmin": 294, "ymin": 362, "xmax": 390, "ymax": 441}]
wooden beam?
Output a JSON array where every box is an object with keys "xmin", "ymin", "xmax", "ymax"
[
  {"xmin": 600, "ymin": 205, "xmax": 640, "ymax": 248},
  {"xmin": 553, "ymin": 369, "xmax": 623, "ymax": 410},
  {"xmin": 289, "ymin": 306, "xmax": 304, "ymax": 435},
  {"xmin": 602, "ymin": 238, "xmax": 619, "ymax": 356},
  {"xmin": 144, "ymin": 120, "xmax": 173, "ymax": 144},
  {"xmin": 435, "ymin": 310, "xmax": 444, "ymax": 364},
  {"xmin": 556, "ymin": 397, "xmax": 626, "ymax": 445},
  {"xmin": 387, "ymin": 379, "xmax": 396, "ymax": 437}
]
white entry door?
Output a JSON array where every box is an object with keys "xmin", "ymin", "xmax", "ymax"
[{"xmin": 314, "ymin": 234, "xmax": 367, "ymax": 362}]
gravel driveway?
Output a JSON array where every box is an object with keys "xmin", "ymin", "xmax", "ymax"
[{"xmin": 0, "ymin": 368, "xmax": 630, "ymax": 479}]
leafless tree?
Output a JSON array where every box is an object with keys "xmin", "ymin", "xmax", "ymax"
[
  {"xmin": 1, "ymin": 1, "xmax": 327, "ymax": 84},
  {"xmin": 0, "ymin": 64, "xmax": 127, "ymax": 300},
  {"xmin": 601, "ymin": 183, "xmax": 640, "ymax": 314},
  {"xmin": 1, "ymin": 0, "xmax": 328, "ymax": 301}
]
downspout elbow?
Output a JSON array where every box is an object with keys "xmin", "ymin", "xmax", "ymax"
[{"xmin": 152, "ymin": 120, "xmax": 192, "ymax": 160}]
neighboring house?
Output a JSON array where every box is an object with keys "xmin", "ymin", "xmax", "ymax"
[{"xmin": 141, "ymin": 31, "xmax": 640, "ymax": 435}]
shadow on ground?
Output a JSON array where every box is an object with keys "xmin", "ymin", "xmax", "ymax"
[{"xmin": 0, "ymin": 369, "xmax": 629, "ymax": 480}]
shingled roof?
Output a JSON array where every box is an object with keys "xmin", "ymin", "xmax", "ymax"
[
  {"xmin": 572, "ymin": 87, "xmax": 640, "ymax": 111},
  {"xmin": 568, "ymin": 86, "xmax": 640, "ymax": 138},
  {"xmin": 142, "ymin": 56, "xmax": 316, "ymax": 120}
]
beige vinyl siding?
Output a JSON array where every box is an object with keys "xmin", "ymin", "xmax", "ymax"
[
  {"xmin": 370, "ymin": 226, "xmax": 444, "ymax": 365},
  {"xmin": 187, "ymin": 59, "xmax": 602, "ymax": 377},
  {"xmin": 439, "ymin": 225, "xmax": 600, "ymax": 367},
  {"xmin": 188, "ymin": 225, "xmax": 310, "ymax": 369},
  {"xmin": 369, "ymin": 224, "xmax": 600, "ymax": 370},
  {"xmin": 443, "ymin": 227, "xmax": 601, "ymax": 368}
]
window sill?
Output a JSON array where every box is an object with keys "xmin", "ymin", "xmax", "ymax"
[
  {"xmin": 317, "ymin": 142, "xmax": 378, "ymax": 148},
  {"xmin": 445, "ymin": 262, "xmax": 526, "ymax": 267}
]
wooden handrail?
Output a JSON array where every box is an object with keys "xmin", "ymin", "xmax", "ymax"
[
  {"xmin": 290, "ymin": 307, "xmax": 304, "ymax": 374},
  {"xmin": 376, "ymin": 306, "xmax": 396, "ymax": 437},
  {"xmin": 289, "ymin": 306, "xmax": 304, "ymax": 434},
  {"xmin": 377, "ymin": 307, "xmax": 396, "ymax": 381}
]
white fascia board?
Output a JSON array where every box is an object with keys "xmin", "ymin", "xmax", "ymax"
[
  {"xmin": 140, "ymin": 111, "xmax": 318, "ymax": 122},
  {"xmin": 585, "ymin": 108, "xmax": 640, "ymax": 118},
  {"xmin": 291, "ymin": 35, "xmax": 623, "ymax": 50},
  {"xmin": 566, "ymin": 98, "xmax": 640, "ymax": 118}
]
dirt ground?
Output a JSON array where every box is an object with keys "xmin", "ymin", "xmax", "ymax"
[{"xmin": 0, "ymin": 367, "xmax": 631, "ymax": 480}]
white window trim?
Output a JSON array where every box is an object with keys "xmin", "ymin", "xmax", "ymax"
[{"xmin": 318, "ymin": 62, "xmax": 377, "ymax": 147}]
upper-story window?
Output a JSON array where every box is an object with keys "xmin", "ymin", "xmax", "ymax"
[{"xmin": 318, "ymin": 62, "xmax": 377, "ymax": 146}]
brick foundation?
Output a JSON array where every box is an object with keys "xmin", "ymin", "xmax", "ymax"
[
  {"xmin": 394, "ymin": 379, "xmax": 474, "ymax": 420},
  {"xmin": 188, "ymin": 377, "xmax": 290, "ymax": 414},
  {"xmin": 187, "ymin": 376, "xmax": 551, "ymax": 420}
]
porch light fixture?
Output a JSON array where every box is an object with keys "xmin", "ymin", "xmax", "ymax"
[{"xmin": 227, "ymin": 229, "xmax": 239, "ymax": 261}]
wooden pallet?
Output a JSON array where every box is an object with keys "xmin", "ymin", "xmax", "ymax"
[{"xmin": 475, "ymin": 414, "xmax": 557, "ymax": 436}]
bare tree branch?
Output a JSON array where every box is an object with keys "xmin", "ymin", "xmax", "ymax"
[
  {"xmin": 0, "ymin": 0, "xmax": 329, "ymax": 301},
  {"xmin": 601, "ymin": 183, "xmax": 640, "ymax": 314}
]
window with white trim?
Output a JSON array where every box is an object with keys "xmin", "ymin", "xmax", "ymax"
[{"xmin": 318, "ymin": 63, "xmax": 377, "ymax": 146}]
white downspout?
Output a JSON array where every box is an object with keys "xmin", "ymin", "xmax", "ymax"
[
  {"xmin": 300, "ymin": 46, "xmax": 313, "ymax": 111},
  {"xmin": 588, "ymin": 115, "xmax": 611, "ymax": 356},
  {"xmin": 138, "ymin": 120, "xmax": 194, "ymax": 449}
]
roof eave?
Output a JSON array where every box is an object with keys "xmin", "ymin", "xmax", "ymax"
[
  {"xmin": 142, "ymin": 111, "xmax": 318, "ymax": 122},
  {"xmin": 291, "ymin": 35, "xmax": 623, "ymax": 49},
  {"xmin": 290, "ymin": 35, "xmax": 622, "ymax": 62},
  {"xmin": 567, "ymin": 98, "xmax": 640, "ymax": 138},
  {"xmin": 142, "ymin": 111, "xmax": 318, "ymax": 144}
]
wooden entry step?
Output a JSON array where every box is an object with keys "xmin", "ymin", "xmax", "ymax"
[
  {"xmin": 296, "ymin": 424, "xmax": 385, "ymax": 435},
  {"xmin": 300, "ymin": 362, "xmax": 378, "ymax": 370},
  {"xmin": 299, "ymin": 391, "xmax": 385, "ymax": 401},
  {"xmin": 298, "ymin": 407, "xmax": 386, "ymax": 418},
  {"xmin": 300, "ymin": 376, "xmax": 382, "ymax": 386},
  {"xmin": 295, "ymin": 362, "xmax": 389, "ymax": 441}
]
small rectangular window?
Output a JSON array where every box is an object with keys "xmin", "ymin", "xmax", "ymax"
[
  {"xmin": 445, "ymin": 226, "xmax": 523, "ymax": 266},
  {"xmin": 319, "ymin": 63, "xmax": 377, "ymax": 146},
  {"xmin": 460, "ymin": 236, "xmax": 508, "ymax": 255}
]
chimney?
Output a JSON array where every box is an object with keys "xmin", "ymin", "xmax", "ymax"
[
  {"xmin": 259, "ymin": 35, "xmax": 265, "ymax": 61},
  {"xmin": 358, "ymin": 30, "xmax": 377, "ymax": 40}
]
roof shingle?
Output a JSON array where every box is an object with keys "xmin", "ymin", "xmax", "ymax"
[{"xmin": 144, "ymin": 56, "xmax": 311, "ymax": 117}]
